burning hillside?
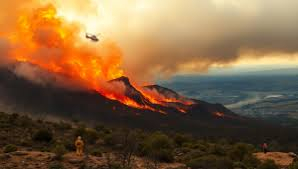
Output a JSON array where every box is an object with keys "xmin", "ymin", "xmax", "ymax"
[{"xmin": 0, "ymin": 4, "xmax": 199, "ymax": 113}]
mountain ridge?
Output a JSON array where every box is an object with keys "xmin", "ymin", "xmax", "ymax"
[{"xmin": 0, "ymin": 65, "xmax": 296, "ymax": 142}]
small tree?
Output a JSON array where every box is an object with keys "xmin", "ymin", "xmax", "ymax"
[
  {"xmin": 84, "ymin": 128, "xmax": 99, "ymax": 144},
  {"xmin": 52, "ymin": 144, "xmax": 67, "ymax": 161},
  {"xmin": 142, "ymin": 132, "xmax": 174, "ymax": 167},
  {"xmin": 104, "ymin": 129, "xmax": 139, "ymax": 168},
  {"xmin": 119, "ymin": 129, "xmax": 139, "ymax": 168}
]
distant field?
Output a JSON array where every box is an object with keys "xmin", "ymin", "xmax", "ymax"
[{"xmin": 161, "ymin": 74, "xmax": 298, "ymax": 127}]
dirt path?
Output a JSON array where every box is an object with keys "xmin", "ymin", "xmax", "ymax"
[{"xmin": 254, "ymin": 152, "xmax": 295, "ymax": 167}]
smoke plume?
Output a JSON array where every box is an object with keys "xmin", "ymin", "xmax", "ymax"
[
  {"xmin": 93, "ymin": 0, "xmax": 298, "ymax": 81},
  {"xmin": 1, "ymin": 0, "xmax": 298, "ymax": 83}
]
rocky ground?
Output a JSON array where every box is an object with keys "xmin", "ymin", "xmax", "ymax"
[{"xmin": 0, "ymin": 150, "xmax": 187, "ymax": 169}]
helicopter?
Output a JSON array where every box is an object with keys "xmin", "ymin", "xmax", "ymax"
[{"xmin": 85, "ymin": 33, "xmax": 99, "ymax": 42}]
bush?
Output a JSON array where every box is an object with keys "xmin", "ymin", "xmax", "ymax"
[
  {"xmin": 242, "ymin": 154, "xmax": 260, "ymax": 168},
  {"xmin": 288, "ymin": 161, "xmax": 298, "ymax": 169},
  {"xmin": 84, "ymin": 128, "xmax": 99, "ymax": 144},
  {"xmin": 60, "ymin": 139, "xmax": 75, "ymax": 151},
  {"xmin": 209, "ymin": 144, "xmax": 226, "ymax": 156},
  {"xmin": 33, "ymin": 129, "xmax": 53, "ymax": 142},
  {"xmin": 174, "ymin": 134, "xmax": 191, "ymax": 147},
  {"xmin": 55, "ymin": 121, "xmax": 72, "ymax": 130},
  {"xmin": 90, "ymin": 148, "xmax": 102, "ymax": 157},
  {"xmin": 52, "ymin": 144, "xmax": 67, "ymax": 160},
  {"xmin": 104, "ymin": 131, "xmax": 124, "ymax": 147},
  {"xmin": 74, "ymin": 125, "xmax": 86, "ymax": 137},
  {"xmin": 181, "ymin": 149, "xmax": 205, "ymax": 162},
  {"xmin": 228, "ymin": 143, "xmax": 255, "ymax": 161},
  {"xmin": 186, "ymin": 155, "xmax": 233, "ymax": 169},
  {"xmin": 3, "ymin": 144, "xmax": 17, "ymax": 153},
  {"xmin": 257, "ymin": 160, "xmax": 279, "ymax": 169},
  {"xmin": 233, "ymin": 161, "xmax": 247, "ymax": 169},
  {"xmin": 48, "ymin": 162, "xmax": 65, "ymax": 169},
  {"xmin": 142, "ymin": 132, "xmax": 174, "ymax": 163}
]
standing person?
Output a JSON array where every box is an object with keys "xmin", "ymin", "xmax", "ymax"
[
  {"xmin": 75, "ymin": 136, "xmax": 84, "ymax": 156},
  {"xmin": 262, "ymin": 142, "xmax": 268, "ymax": 154}
]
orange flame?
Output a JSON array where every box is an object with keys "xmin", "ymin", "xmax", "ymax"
[
  {"xmin": 3, "ymin": 4, "xmax": 191, "ymax": 114},
  {"xmin": 7, "ymin": 4, "xmax": 146, "ymax": 108},
  {"xmin": 213, "ymin": 112, "xmax": 225, "ymax": 117}
]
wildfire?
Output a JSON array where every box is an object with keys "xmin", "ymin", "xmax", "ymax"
[
  {"xmin": 3, "ymin": 4, "xmax": 192, "ymax": 114},
  {"xmin": 7, "ymin": 4, "xmax": 135, "ymax": 106},
  {"xmin": 139, "ymin": 87, "xmax": 194, "ymax": 105},
  {"xmin": 213, "ymin": 112, "xmax": 225, "ymax": 117},
  {"xmin": 137, "ymin": 88, "xmax": 190, "ymax": 113}
]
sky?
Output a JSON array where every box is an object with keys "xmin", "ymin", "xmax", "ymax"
[{"xmin": 1, "ymin": 0, "xmax": 298, "ymax": 82}]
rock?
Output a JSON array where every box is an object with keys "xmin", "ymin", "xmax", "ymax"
[
  {"xmin": 68, "ymin": 158, "xmax": 84, "ymax": 164},
  {"xmin": 288, "ymin": 152, "xmax": 297, "ymax": 158},
  {"xmin": 0, "ymin": 154, "xmax": 11, "ymax": 160},
  {"xmin": 177, "ymin": 153, "xmax": 184, "ymax": 156},
  {"xmin": 47, "ymin": 155, "xmax": 54, "ymax": 161},
  {"xmin": 11, "ymin": 151, "xmax": 29, "ymax": 156},
  {"xmin": 25, "ymin": 156, "xmax": 33, "ymax": 161}
]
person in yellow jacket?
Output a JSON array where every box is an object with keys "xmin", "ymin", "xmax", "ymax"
[{"xmin": 75, "ymin": 136, "xmax": 84, "ymax": 156}]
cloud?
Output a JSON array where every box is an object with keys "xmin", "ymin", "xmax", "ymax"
[
  {"xmin": 1, "ymin": 0, "xmax": 298, "ymax": 83},
  {"xmin": 92, "ymin": 0, "xmax": 298, "ymax": 81}
]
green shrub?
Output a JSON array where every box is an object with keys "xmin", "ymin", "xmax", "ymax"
[
  {"xmin": 48, "ymin": 162, "xmax": 65, "ymax": 169},
  {"xmin": 186, "ymin": 155, "xmax": 233, "ymax": 169},
  {"xmin": 74, "ymin": 125, "xmax": 86, "ymax": 137},
  {"xmin": 257, "ymin": 160, "xmax": 279, "ymax": 169},
  {"xmin": 104, "ymin": 131, "xmax": 124, "ymax": 147},
  {"xmin": 288, "ymin": 161, "xmax": 298, "ymax": 169},
  {"xmin": 55, "ymin": 121, "xmax": 72, "ymax": 130},
  {"xmin": 181, "ymin": 149, "xmax": 205, "ymax": 162},
  {"xmin": 52, "ymin": 144, "xmax": 67, "ymax": 161},
  {"xmin": 60, "ymin": 139, "xmax": 75, "ymax": 151},
  {"xmin": 228, "ymin": 143, "xmax": 255, "ymax": 161},
  {"xmin": 90, "ymin": 148, "xmax": 102, "ymax": 157},
  {"xmin": 33, "ymin": 129, "xmax": 53, "ymax": 142},
  {"xmin": 3, "ymin": 144, "xmax": 17, "ymax": 153},
  {"xmin": 142, "ymin": 132, "xmax": 174, "ymax": 163},
  {"xmin": 233, "ymin": 161, "xmax": 247, "ymax": 169},
  {"xmin": 84, "ymin": 128, "xmax": 99, "ymax": 144},
  {"xmin": 242, "ymin": 154, "xmax": 260, "ymax": 168},
  {"xmin": 174, "ymin": 134, "xmax": 191, "ymax": 147},
  {"xmin": 209, "ymin": 144, "xmax": 226, "ymax": 156}
]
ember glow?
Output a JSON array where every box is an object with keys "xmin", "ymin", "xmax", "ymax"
[
  {"xmin": 139, "ymin": 88, "xmax": 194, "ymax": 106},
  {"xmin": 214, "ymin": 112, "xmax": 225, "ymax": 118}
]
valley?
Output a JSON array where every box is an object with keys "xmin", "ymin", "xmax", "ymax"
[{"xmin": 161, "ymin": 73, "xmax": 298, "ymax": 127}]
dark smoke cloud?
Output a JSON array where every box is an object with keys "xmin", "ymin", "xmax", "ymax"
[{"xmin": 100, "ymin": 0, "xmax": 298, "ymax": 81}]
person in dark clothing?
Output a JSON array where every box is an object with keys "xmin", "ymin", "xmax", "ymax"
[{"xmin": 262, "ymin": 142, "xmax": 268, "ymax": 154}]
